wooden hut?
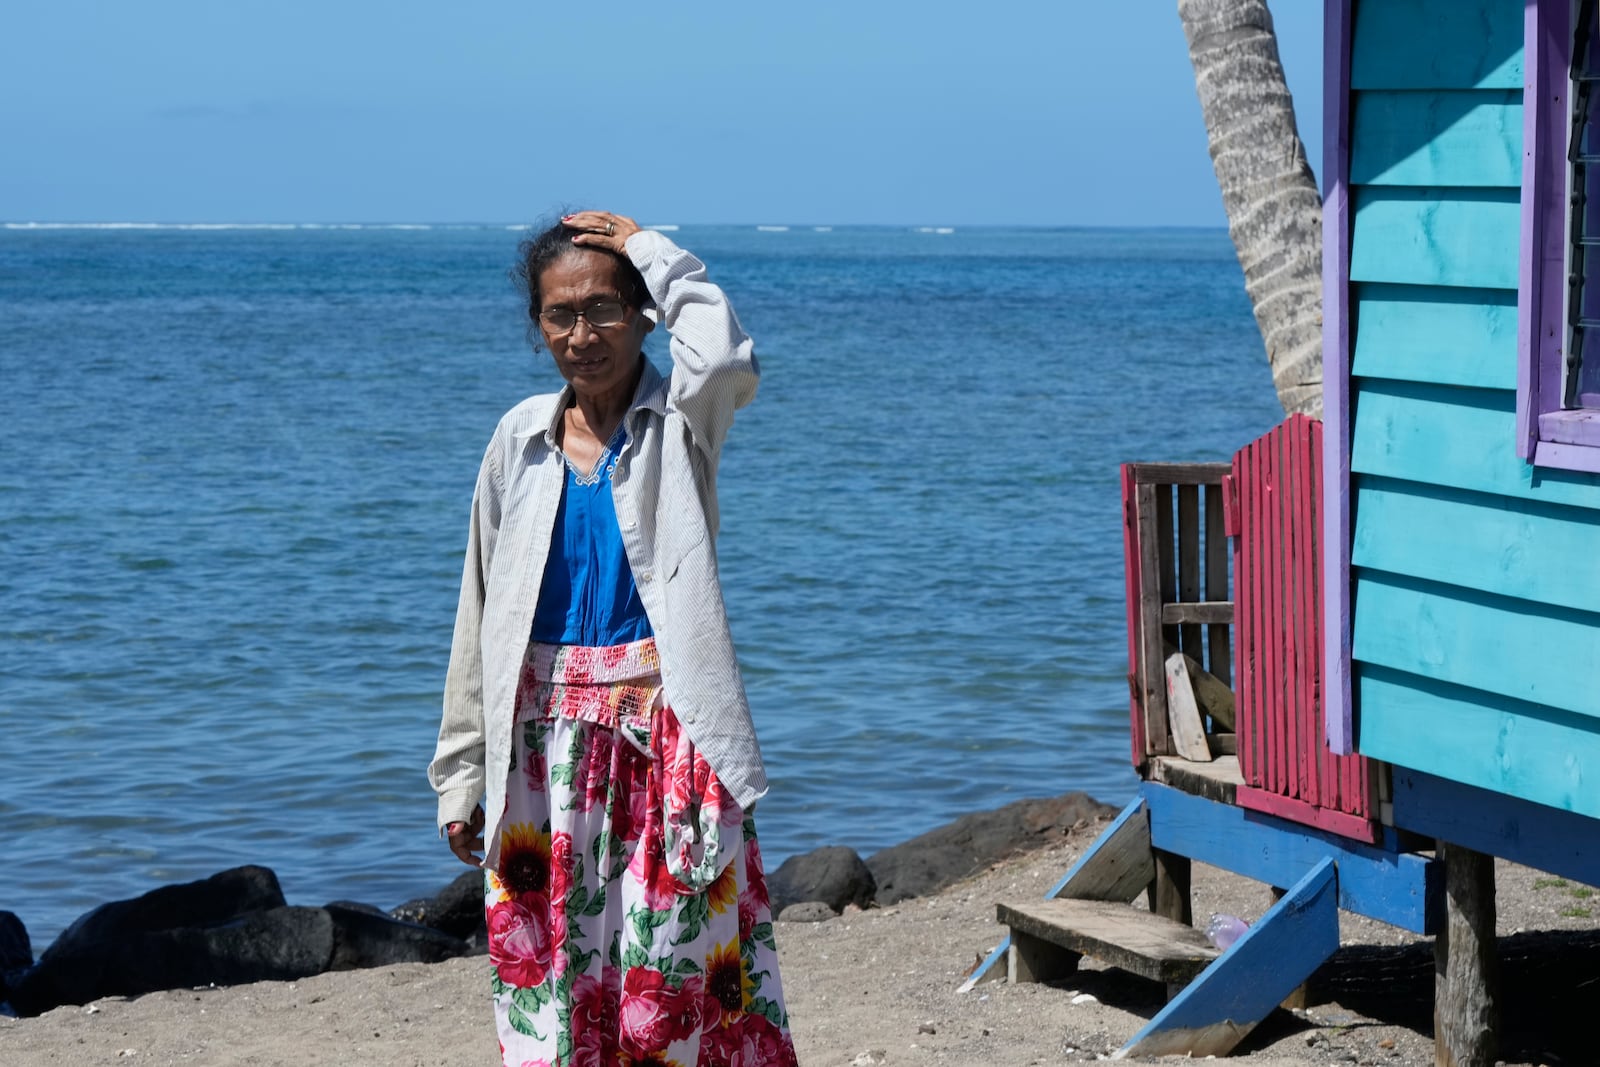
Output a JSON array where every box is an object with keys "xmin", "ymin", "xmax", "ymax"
[{"xmin": 967, "ymin": 1, "xmax": 1600, "ymax": 1061}]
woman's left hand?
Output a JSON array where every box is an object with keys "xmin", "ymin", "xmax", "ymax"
[{"xmin": 564, "ymin": 210, "xmax": 642, "ymax": 254}]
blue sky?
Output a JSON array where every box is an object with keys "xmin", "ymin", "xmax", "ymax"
[{"xmin": 1, "ymin": 1, "xmax": 1323, "ymax": 226}]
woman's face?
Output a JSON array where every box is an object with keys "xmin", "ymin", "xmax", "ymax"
[{"xmin": 536, "ymin": 249, "xmax": 653, "ymax": 401}]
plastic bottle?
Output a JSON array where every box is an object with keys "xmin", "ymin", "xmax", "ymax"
[{"xmin": 1204, "ymin": 913, "xmax": 1249, "ymax": 950}]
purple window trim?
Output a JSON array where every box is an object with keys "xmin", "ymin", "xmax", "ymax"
[
  {"xmin": 1323, "ymin": 0, "xmax": 1355, "ymax": 757},
  {"xmin": 1520, "ymin": 0, "xmax": 1600, "ymax": 465}
]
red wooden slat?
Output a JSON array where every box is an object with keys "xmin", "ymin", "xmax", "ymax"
[
  {"xmin": 1298, "ymin": 424, "xmax": 1311, "ymax": 802},
  {"xmin": 1300, "ymin": 421, "xmax": 1326, "ymax": 808},
  {"xmin": 1120, "ymin": 464, "xmax": 1146, "ymax": 767},
  {"xmin": 1295, "ymin": 416, "xmax": 1317, "ymax": 805},
  {"xmin": 1232, "ymin": 448, "xmax": 1253, "ymax": 787},
  {"xmin": 1270, "ymin": 430, "xmax": 1287, "ymax": 796},
  {"xmin": 1287, "ymin": 419, "xmax": 1305, "ymax": 802},
  {"xmin": 1265, "ymin": 432, "xmax": 1280, "ymax": 792},
  {"xmin": 1253, "ymin": 436, "xmax": 1270, "ymax": 793},
  {"xmin": 1283, "ymin": 423, "xmax": 1303, "ymax": 801}
]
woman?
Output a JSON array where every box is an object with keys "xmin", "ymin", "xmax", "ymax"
[{"xmin": 428, "ymin": 211, "xmax": 796, "ymax": 1066}]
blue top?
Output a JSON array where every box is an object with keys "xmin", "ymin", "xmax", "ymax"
[{"xmin": 531, "ymin": 422, "xmax": 654, "ymax": 647}]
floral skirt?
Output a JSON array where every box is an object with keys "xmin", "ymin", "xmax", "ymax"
[{"xmin": 487, "ymin": 637, "xmax": 797, "ymax": 1067}]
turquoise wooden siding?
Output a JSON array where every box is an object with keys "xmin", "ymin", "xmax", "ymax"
[
  {"xmin": 1346, "ymin": 0, "xmax": 1600, "ymax": 819},
  {"xmin": 1353, "ymin": 477, "xmax": 1600, "ymax": 611},
  {"xmin": 1351, "ymin": 382, "xmax": 1600, "ymax": 510},
  {"xmin": 1352, "ymin": 285, "xmax": 1516, "ymax": 389},
  {"xmin": 1350, "ymin": 0, "xmax": 1522, "ymax": 89},
  {"xmin": 1359, "ymin": 668, "xmax": 1600, "ymax": 816},
  {"xmin": 1350, "ymin": 91, "xmax": 1521, "ymax": 187},
  {"xmin": 1350, "ymin": 188, "xmax": 1521, "ymax": 289}
]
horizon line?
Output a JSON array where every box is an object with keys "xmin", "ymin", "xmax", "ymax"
[{"xmin": 2, "ymin": 220, "xmax": 1231, "ymax": 232}]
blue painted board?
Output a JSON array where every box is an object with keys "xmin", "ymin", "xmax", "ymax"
[
  {"xmin": 1351, "ymin": 379, "xmax": 1600, "ymax": 510},
  {"xmin": 1390, "ymin": 768, "xmax": 1600, "ymax": 887},
  {"xmin": 1140, "ymin": 782, "xmax": 1439, "ymax": 933},
  {"xmin": 1351, "ymin": 0, "xmax": 1522, "ymax": 90},
  {"xmin": 1352, "ymin": 283, "xmax": 1517, "ymax": 390},
  {"xmin": 1353, "ymin": 476, "xmax": 1600, "ymax": 612},
  {"xmin": 1120, "ymin": 860, "xmax": 1340, "ymax": 1058},
  {"xmin": 1350, "ymin": 187, "xmax": 1521, "ymax": 289},
  {"xmin": 961, "ymin": 796, "xmax": 1153, "ymax": 993},
  {"xmin": 1359, "ymin": 665, "xmax": 1600, "ymax": 822},
  {"xmin": 1046, "ymin": 794, "xmax": 1151, "ymax": 900},
  {"xmin": 1351, "ymin": 90, "xmax": 1521, "ymax": 187},
  {"xmin": 1352, "ymin": 569, "xmax": 1600, "ymax": 720}
]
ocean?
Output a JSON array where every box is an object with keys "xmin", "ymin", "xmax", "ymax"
[{"xmin": 0, "ymin": 223, "xmax": 1284, "ymax": 945}]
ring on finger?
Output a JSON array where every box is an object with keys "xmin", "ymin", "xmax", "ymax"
[{"xmin": 605, "ymin": 221, "xmax": 615, "ymax": 236}]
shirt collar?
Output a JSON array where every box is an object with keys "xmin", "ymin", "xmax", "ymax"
[{"xmin": 511, "ymin": 357, "xmax": 668, "ymax": 445}]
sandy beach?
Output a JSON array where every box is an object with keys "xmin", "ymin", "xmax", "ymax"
[{"xmin": 5, "ymin": 819, "xmax": 1598, "ymax": 1067}]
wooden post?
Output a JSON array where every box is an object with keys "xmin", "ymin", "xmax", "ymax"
[
  {"xmin": 1007, "ymin": 931, "xmax": 1081, "ymax": 984},
  {"xmin": 1149, "ymin": 849, "xmax": 1193, "ymax": 927},
  {"xmin": 1433, "ymin": 842, "xmax": 1497, "ymax": 1067},
  {"xmin": 1137, "ymin": 482, "xmax": 1171, "ymax": 757}
]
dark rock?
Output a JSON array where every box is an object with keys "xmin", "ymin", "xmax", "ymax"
[
  {"xmin": 776, "ymin": 901, "xmax": 836, "ymax": 923},
  {"xmin": 867, "ymin": 792, "xmax": 1117, "ymax": 905},
  {"xmin": 172, "ymin": 906, "xmax": 336, "ymax": 984},
  {"xmin": 389, "ymin": 870, "xmax": 486, "ymax": 942},
  {"xmin": 7, "ymin": 867, "xmax": 300, "ymax": 1016},
  {"xmin": 44, "ymin": 865, "xmax": 286, "ymax": 957},
  {"xmin": 9, "ymin": 904, "xmax": 334, "ymax": 1015},
  {"xmin": 0, "ymin": 911, "xmax": 31, "ymax": 972},
  {"xmin": 326, "ymin": 905, "xmax": 471, "ymax": 970},
  {"xmin": 0, "ymin": 910, "xmax": 31, "ymax": 1005},
  {"xmin": 325, "ymin": 900, "xmax": 387, "ymax": 917},
  {"xmin": 768, "ymin": 846, "xmax": 876, "ymax": 914}
]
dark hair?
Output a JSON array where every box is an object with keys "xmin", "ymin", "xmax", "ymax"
[{"xmin": 511, "ymin": 213, "xmax": 650, "ymax": 338}]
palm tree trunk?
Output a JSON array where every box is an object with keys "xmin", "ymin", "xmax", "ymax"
[{"xmin": 1179, "ymin": 0, "xmax": 1323, "ymax": 417}]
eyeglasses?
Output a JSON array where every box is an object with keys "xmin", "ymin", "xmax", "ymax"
[{"xmin": 539, "ymin": 301, "xmax": 627, "ymax": 334}]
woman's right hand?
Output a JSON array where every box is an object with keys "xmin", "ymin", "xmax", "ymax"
[{"xmin": 445, "ymin": 805, "xmax": 486, "ymax": 867}]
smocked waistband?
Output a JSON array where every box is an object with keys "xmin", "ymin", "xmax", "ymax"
[{"xmin": 528, "ymin": 637, "xmax": 661, "ymax": 686}]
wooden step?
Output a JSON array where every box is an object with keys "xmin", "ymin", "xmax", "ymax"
[{"xmin": 997, "ymin": 898, "xmax": 1220, "ymax": 985}]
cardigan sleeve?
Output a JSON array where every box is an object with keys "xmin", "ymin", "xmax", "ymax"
[
  {"xmin": 427, "ymin": 439, "xmax": 502, "ymax": 831},
  {"xmin": 625, "ymin": 230, "xmax": 759, "ymax": 459}
]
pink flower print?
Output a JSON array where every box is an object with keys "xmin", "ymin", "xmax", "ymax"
[
  {"xmin": 550, "ymin": 831, "xmax": 574, "ymax": 903},
  {"xmin": 570, "ymin": 967, "xmax": 622, "ymax": 1067},
  {"xmin": 577, "ymin": 727, "xmax": 616, "ymax": 813},
  {"xmin": 628, "ymin": 818, "xmax": 686, "ymax": 910},
  {"xmin": 743, "ymin": 837, "xmax": 770, "ymax": 911},
  {"xmin": 700, "ymin": 1012, "xmax": 797, "ymax": 1067},
  {"xmin": 618, "ymin": 966, "xmax": 702, "ymax": 1056},
  {"xmin": 523, "ymin": 744, "xmax": 548, "ymax": 790},
  {"xmin": 487, "ymin": 897, "xmax": 551, "ymax": 989}
]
